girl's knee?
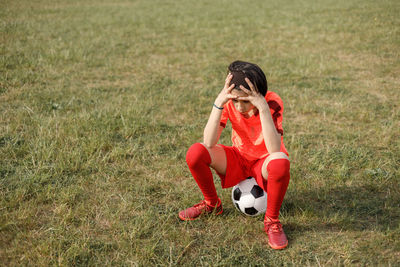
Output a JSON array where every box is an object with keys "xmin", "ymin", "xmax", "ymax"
[
  {"xmin": 268, "ymin": 152, "xmax": 289, "ymax": 161},
  {"xmin": 186, "ymin": 143, "xmax": 211, "ymax": 167},
  {"xmin": 262, "ymin": 152, "xmax": 290, "ymax": 179},
  {"xmin": 267, "ymin": 158, "xmax": 290, "ymax": 179}
]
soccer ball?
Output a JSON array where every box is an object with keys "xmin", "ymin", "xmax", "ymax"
[{"xmin": 231, "ymin": 177, "xmax": 267, "ymax": 216}]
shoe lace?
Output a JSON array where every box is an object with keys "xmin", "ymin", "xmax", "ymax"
[
  {"xmin": 193, "ymin": 200, "xmax": 207, "ymax": 210},
  {"xmin": 269, "ymin": 222, "xmax": 283, "ymax": 233},
  {"xmin": 265, "ymin": 218, "xmax": 283, "ymax": 233}
]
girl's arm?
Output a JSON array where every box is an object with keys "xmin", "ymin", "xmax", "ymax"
[
  {"xmin": 257, "ymin": 105, "xmax": 281, "ymax": 153},
  {"xmin": 238, "ymin": 78, "xmax": 281, "ymax": 153},
  {"xmin": 203, "ymin": 109, "xmax": 224, "ymax": 148},
  {"xmin": 203, "ymin": 73, "xmax": 236, "ymax": 148}
]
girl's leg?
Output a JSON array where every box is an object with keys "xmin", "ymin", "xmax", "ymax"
[
  {"xmin": 179, "ymin": 143, "xmax": 228, "ymax": 221},
  {"xmin": 261, "ymin": 152, "xmax": 290, "ymax": 219},
  {"xmin": 185, "ymin": 142, "xmax": 227, "ymax": 206},
  {"xmin": 261, "ymin": 152, "xmax": 290, "ymax": 250}
]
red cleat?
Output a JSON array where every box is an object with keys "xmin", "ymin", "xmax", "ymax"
[
  {"xmin": 264, "ymin": 216, "xmax": 288, "ymax": 250},
  {"xmin": 179, "ymin": 199, "xmax": 223, "ymax": 221}
]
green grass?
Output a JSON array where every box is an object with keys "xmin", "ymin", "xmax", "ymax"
[{"xmin": 1, "ymin": 0, "xmax": 399, "ymax": 265}]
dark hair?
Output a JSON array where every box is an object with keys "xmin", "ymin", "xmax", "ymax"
[{"xmin": 228, "ymin": 60, "xmax": 268, "ymax": 96}]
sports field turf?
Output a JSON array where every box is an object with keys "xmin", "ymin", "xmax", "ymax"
[{"xmin": 1, "ymin": 0, "xmax": 399, "ymax": 265}]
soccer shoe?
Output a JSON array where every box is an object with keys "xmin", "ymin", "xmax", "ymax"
[
  {"xmin": 264, "ymin": 216, "xmax": 288, "ymax": 250},
  {"xmin": 178, "ymin": 199, "xmax": 223, "ymax": 221}
]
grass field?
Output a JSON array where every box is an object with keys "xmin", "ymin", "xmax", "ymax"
[{"xmin": 1, "ymin": 0, "xmax": 399, "ymax": 265}]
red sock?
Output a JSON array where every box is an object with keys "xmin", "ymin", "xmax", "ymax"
[
  {"xmin": 266, "ymin": 159, "xmax": 290, "ymax": 220},
  {"xmin": 186, "ymin": 143, "xmax": 219, "ymax": 206}
]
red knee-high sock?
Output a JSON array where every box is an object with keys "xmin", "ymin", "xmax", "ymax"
[
  {"xmin": 266, "ymin": 159, "xmax": 290, "ymax": 220},
  {"xmin": 186, "ymin": 143, "xmax": 219, "ymax": 206}
]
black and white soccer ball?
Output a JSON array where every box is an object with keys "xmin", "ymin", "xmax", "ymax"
[{"xmin": 231, "ymin": 177, "xmax": 267, "ymax": 216}]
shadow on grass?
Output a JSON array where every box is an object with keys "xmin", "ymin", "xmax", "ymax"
[{"xmin": 282, "ymin": 182, "xmax": 400, "ymax": 234}]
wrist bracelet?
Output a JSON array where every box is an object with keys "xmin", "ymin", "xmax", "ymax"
[{"xmin": 213, "ymin": 103, "xmax": 224, "ymax": 110}]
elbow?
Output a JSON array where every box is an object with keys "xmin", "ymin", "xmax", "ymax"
[
  {"xmin": 269, "ymin": 146, "xmax": 281, "ymax": 154},
  {"xmin": 203, "ymin": 134, "xmax": 215, "ymax": 149},
  {"xmin": 202, "ymin": 140, "xmax": 216, "ymax": 150},
  {"xmin": 268, "ymin": 143, "xmax": 281, "ymax": 153}
]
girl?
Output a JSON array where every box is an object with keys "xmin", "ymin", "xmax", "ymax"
[{"xmin": 179, "ymin": 61, "xmax": 290, "ymax": 250}]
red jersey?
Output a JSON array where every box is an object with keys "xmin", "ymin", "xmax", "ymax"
[{"xmin": 219, "ymin": 91, "xmax": 288, "ymax": 161}]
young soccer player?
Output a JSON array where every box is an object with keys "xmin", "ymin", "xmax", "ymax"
[{"xmin": 178, "ymin": 60, "xmax": 290, "ymax": 250}]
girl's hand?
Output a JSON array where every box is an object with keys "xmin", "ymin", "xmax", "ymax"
[
  {"xmin": 238, "ymin": 78, "xmax": 269, "ymax": 111},
  {"xmin": 214, "ymin": 73, "xmax": 237, "ymax": 107}
]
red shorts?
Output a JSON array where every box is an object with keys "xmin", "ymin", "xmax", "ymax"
[{"xmin": 215, "ymin": 145, "xmax": 269, "ymax": 192}]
